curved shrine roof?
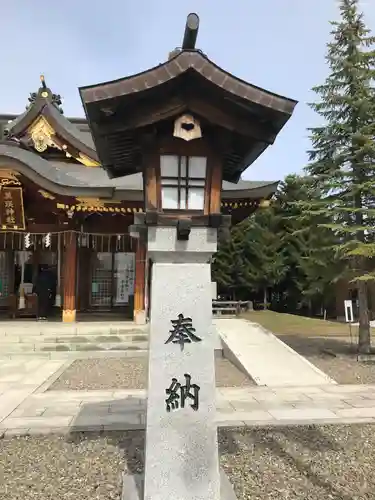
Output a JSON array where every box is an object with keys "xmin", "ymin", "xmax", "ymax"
[
  {"xmin": 5, "ymin": 79, "xmax": 98, "ymax": 164},
  {"xmin": 80, "ymin": 50, "xmax": 296, "ymax": 115},
  {"xmin": 0, "ymin": 141, "xmax": 278, "ymax": 202}
]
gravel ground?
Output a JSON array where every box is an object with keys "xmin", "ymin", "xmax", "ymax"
[
  {"xmin": 0, "ymin": 434, "xmax": 125, "ymax": 500},
  {"xmin": 49, "ymin": 357, "xmax": 254, "ymax": 391},
  {"xmin": 308, "ymin": 355, "xmax": 375, "ymax": 384},
  {"xmin": 2, "ymin": 425, "xmax": 375, "ymax": 500},
  {"xmin": 278, "ymin": 334, "xmax": 375, "ymax": 384},
  {"xmin": 219, "ymin": 424, "xmax": 375, "ymax": 500}
]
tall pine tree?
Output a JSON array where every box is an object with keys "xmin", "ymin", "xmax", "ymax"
[
  {"xmin": 211, "ymin": 223, "xmax": 246, "ymax": 299},
  {"xmin": 306, "ymin": 0, "xmax": 375, "ymax": 352},
  {"xmin": 212, "ymin": 207, "xmax": 287, "ymax": 305},
  {"xmin": 238, "ymin": 209, "xmax": 287, "ymax": 309},
  {"xmin": 275, "ymin": 175, "xmax": 341, "ymax": 316}
]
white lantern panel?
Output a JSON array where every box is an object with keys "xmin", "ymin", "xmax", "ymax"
[
  {"xmin": 161, "ymin": 187, "xmax": 179, "ymax": 209},
  {"xmin": 189, "ymin": 156, "xmax": 207, "ymax": 178},
  {"xmin": 188, "ymin": 187, "xmax": 205, "ymax": 210},
  {"xmin": 160, "ymin": 155, "xmax": 179, "ymax": 177}
]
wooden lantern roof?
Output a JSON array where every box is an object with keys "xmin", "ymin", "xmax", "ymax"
[{"xmin": 79, "ymin": 33, "xmax": 297, "ymax": 183}]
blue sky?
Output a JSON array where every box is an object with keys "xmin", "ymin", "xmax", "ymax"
[{"xmin": 1, "ymin": 1, "xmax": 375, "ymax": 181}]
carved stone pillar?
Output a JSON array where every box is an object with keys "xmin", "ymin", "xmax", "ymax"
[
  {"xmin": 62, "ymin": 231, "xmax": 77, "ymax": 323},
  {"xmin": 133, "ymin": 238, "xmax": 146, "ymax": 324}
]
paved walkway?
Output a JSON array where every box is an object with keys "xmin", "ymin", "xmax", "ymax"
[
  {"xmin": 216, "ymin": 318, "xmax": 336, "ymax": 386},
  {"xmin": 1, "ymin": 384, "xmax": 375, "ymax": 436},
  {"xmin": 0, "ymin": 358, "xmax": 66, "ymax": 425}
]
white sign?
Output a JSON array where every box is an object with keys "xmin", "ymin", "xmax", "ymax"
[
  {"xmin": 211, "ymin": 281, "xmax": 217, "ymax": 300},
  {"xmin": 344, "ymin": 299, "xmax": 354, "ymax": 323},
  {"xmin": 114, "ymin": 253, "xmax": 135, "ymax": 305}
]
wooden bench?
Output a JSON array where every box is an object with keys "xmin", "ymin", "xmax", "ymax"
[{"xmin": 212, "ymin": 300, "xmax": 251, "ymax": 316}]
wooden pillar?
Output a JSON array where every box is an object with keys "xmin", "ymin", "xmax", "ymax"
[
  {"xmin": 54, "ymin": 233, "xmax": 62, "ymax": 307},
  {"xmin": 209, "ymin": 156, "xmax": 223, "ymax": 214},
  {"xmin": 133, "ymin": 238, "xmax": 146, "ymax": 324},
  {"xmin": 62, "ymin": 231, "xmax": 77, "ymax": 323}
]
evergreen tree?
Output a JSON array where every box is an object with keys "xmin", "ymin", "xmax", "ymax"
[
  {"xmin": 294, "ymin": 210, "xmax": 342, "ymax": 316},
  {"xmin": 212, "ymin": 207, "xmax": 287, "ymax": 305},
  {"xmin": 239, "ymin": 208, "xmax": 287, "ymax": 309},
  {"xmin": 276, "ymin": 175, "xmax": 341, "ymax": 316},
  {"xmin": 273, "ymin": 175, "xmax": 314, "ymax": 312},
  {"xmin": 305, "ymin": 0, "xmax": 375, "ymax": 352},
  {"xmin": 211, "ymin": 224, "xmax": 245, "ymax": 299}
]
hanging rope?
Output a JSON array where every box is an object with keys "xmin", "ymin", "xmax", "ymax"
[{"xmin": 0, "ymin": 229, "xmax": 135, "ymax": 252}]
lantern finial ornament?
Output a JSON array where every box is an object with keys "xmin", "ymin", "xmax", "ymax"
[{"xmin": 173, "ymin": 114, "xmax": 202, "ymax": 141}]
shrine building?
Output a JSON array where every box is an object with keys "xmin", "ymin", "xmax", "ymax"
[{"xmin": 0, "ymin": 48, "xmax": 296, "ymax": 323}]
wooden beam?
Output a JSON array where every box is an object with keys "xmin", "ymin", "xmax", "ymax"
[
  {"xmin": 143, "ymin": 152, "xmax": 160, "ymax": 212},
  {"xmin": 187, "ymin": 98, "xmax": 276, "ymax": 143},
  {"xmin": 62, "ymin": 231, "xmax": 77, "ymax": 322},
  {"xmin": 94, "ymin": 96, "xmax": 275, "ymax": 144},
  {"xmin": 26, "ymin": 223, "xmax": 67, "ymax": 233},
  {"xmin": 96, "ymin": 99, "xmax": 187, "ymax": 134}
]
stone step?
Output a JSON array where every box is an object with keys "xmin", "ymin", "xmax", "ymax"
[
  {"xmin": 0, "ymin": 321, "xmax": 148, "ymax": 336},
  {"xmin": 0, "ymin": 333, "xmax": 149, "ymax": 344},
  {"xmin": 0, "ymin": 341, "xmax": 149, "ymax": 353},
  {"xmin": 0, "ymin": 349, "xmax": 149, "ymax": 360}
]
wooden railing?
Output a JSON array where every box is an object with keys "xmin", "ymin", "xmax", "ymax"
[{"xmin": 212, "ymin": 300, "xmax": 252, "ymax": 316}]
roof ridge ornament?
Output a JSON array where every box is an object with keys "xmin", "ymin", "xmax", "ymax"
[
  {"xmin": 26, "ymin": 74, "xmax": 64, "ymax": 114},
  {"xmin": 168, "ymin": 13, "xmax": 200, "ymax": 60},
  {"xmin": 40, "ymin": 74, "xmax": 47, "ymax": 89},
  {"xmin": 182, "ymin": 13, "xmax": 199, "ymax": 50}
]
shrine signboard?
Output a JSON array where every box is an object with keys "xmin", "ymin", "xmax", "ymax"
[
  {"xmin": 0, "ymin": 187, "xmax": 26, "ymax": 231},
  {"xmin": 114, "ymin": 253, "xmax": 135, "ymax": 305}
]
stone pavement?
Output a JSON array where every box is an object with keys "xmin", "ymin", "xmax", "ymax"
[
  {"xmin": 2, "ymin": 384, "xmax": 375, "ymax": 437},
  {"xmin": 216, "ymin": 318, "xmax": 336, "ymax": 386},
  {"xmin": 0, "ymin": 358, "xmax": 67, "ymax": 425}
]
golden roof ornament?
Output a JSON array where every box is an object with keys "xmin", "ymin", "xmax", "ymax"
[
  {"xmin": 26, "ymin": 75, "xmax": 64, "ymax": 114},
  {"xmin": 40, "ymin": 74, "xmax": 49, "ymax": 97}
]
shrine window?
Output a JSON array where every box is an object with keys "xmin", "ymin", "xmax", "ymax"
[{"xmin": 160, "ymin": 155, "xmax": 207, "ymax": 211}]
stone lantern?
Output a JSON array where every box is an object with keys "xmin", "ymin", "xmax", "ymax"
[{"xmin": 79, "ymin": 12, "xmax": 297, "ymax": 500}]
